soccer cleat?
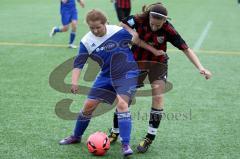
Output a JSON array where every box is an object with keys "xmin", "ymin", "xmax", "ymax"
[
  {"xmin": 68, "ymin": 44, "xmax": 77, "ymax": 49},
  {"xmin": 137, "ymin": 137, "xmax": 152, "ymax": 153},
  {"xmin": 49, "ymin": 26, "xmax": 57, "ymax": 37},
  {"xmin": 122, "ymin": 144, "xmax": 133, "ymax": 157},
  {"xmin": 59, "ymin": 135, "xmax": 81, "ymax": 145},
  {"xmin": 108, "ymin": 129, "xmax": 119, "ymax": 143}
]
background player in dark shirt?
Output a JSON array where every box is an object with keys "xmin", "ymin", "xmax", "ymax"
[
  {"xmin": 111, "ymin": 0, "xmax": 131, "ymax": 21},
  {"xmin": 109, "ymin": 2, "xmax": 212, "ymax": 153}
]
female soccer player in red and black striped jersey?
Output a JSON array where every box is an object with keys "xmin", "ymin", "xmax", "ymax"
[
  {"xmin": 109, "ymin": 2, "xmax": 212, "ymax": 153},
  {"xmin": 111, "ymin": 0, "xmax": 131, "ymax": 21}
]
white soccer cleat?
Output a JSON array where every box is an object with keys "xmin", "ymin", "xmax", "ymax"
[
  {"xmin": 69, "ymin": 44, "xmax": 77, "ymax": 49},
  {"xmin": 49, "ymin": 26, "xmax": 57, "ymax": 37}
]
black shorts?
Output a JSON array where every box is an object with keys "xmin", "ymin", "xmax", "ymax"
[{"xmin": 137, "ymin": 61, "xmax": 168, "ymax": 87}]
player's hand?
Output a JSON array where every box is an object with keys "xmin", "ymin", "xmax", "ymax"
[
  {"xmin": 131, "ymin": 32, "xmax": 140, "ymax": 45},
  {"xmin": 152, "ymin": 49, "xmax": 166, "ymax": 56},
  {"xmin": 71, "ymin": 84, "xmax": 79, "ymax": 94},
  {"xmin": 200, "ymin": 68, "xmax": 212, "ymax": 80},
  {"xmin": 79, "ymin": 0, "xmax": 85, "ymax": 8}
]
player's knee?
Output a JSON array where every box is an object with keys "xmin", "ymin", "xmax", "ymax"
[
  {"xmin": 71, "ymin": 21, "xmax": 77, "ymax": 31},
  {"xmin": 84, "ymin": 100, "xmax": 95, "ymax": 107},
  {"xmin": 153, "ymin": 95, "xmax": 164, "ymax": 104},
  {"xmin": 116, "ymin": 101, "xmax": 128, "ymax": 112},
  {"xmin": 82, "ymin": 100, "xmax": 98, "ymax": 114}
]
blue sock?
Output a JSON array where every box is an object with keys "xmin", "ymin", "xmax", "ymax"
[
  {"xmin": 117, "ymin": 111, "xmax": 132, "ymax": 145},
  {"xmin": 69, "ymin": 31, "xmax": 76, "ymax": 44},
  {"xmin": 73, "ymin": 111, "xmax": 91, "ymax": 138},
  {"xmin": 54, "ymin": 27, "xmax": 61, "ymax": 33}
]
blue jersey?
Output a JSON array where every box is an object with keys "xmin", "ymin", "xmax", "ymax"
[
  {"xmin": 74, "ymin": 25, "xmax": 138, "ymax": 79},
  {"xmin": 61, "ymin": 0, "xmax": 76, "ymax": 11}
]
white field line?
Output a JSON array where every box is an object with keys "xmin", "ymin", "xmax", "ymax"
[{"xmin": 193, "ymin": 21, "xmax": 213, "ymax": 51}]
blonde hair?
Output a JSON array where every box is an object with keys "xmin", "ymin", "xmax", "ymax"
[{"xmin": 86, "ymin": 9, "xmax": 107, "ymax": 24}]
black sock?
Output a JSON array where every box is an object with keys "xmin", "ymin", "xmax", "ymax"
[
  {"xmin": 112, "ymin": 109, "xmax": 119, "ymax": 134},
  {"xmin": 146, "ymin": 108, "xmax": 163, "ymax": 141}
]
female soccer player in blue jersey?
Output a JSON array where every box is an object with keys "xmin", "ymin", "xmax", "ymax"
[
  {"xmin": 50, "ymin": 0, "xmax": 85, "ymax": 49},
  {"xmin": 59, "ymin": 9, "xmax": 140, "ymax": 157}
]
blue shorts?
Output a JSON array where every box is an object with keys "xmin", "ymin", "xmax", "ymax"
[
  {"xmin": 88, "ymin": 75, "xmax": 138, "ymax": 105},
  {"xmin": 61, "ymin": 9, "xmax": 78, "ymax": 26}
]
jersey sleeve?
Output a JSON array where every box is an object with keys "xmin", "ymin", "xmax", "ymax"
[
  {"xmin": 73, "ymin": 42, "xmax": 89, "ymax": 69},
  {"xmin": 121, "ymin": 28, "xmax": 133, "ymax": 40},
  {"xmin": 122, "ymin": 15, "xmax": 137, "ymax": 29},
  {"xmin": 166, "ymin": 23, "xmax": 189, "ymax": 50}
]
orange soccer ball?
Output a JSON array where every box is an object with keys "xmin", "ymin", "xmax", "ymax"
[{"xmin": 87, "ymin": 131, "xmax": 110, "ymax": 156}]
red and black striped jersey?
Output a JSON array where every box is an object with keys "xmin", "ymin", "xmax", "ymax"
[
  {"xmin": 122, "ymin": 15, "xmax": 189, "ymax": 63},
  {"xmin": 116, "ymin": 0, "xmax": 131, "ymax": 9}
]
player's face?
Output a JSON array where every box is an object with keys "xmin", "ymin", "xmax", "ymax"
[
  {"xmin": 149, "ymin": 16, "xmax": 166, "ymax": 32},
  {"xmin": 88, "ymin": 20, "xmax": 106, "ymax": 37}
]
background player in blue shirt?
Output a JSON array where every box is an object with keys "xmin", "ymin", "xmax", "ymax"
[
  {"xmin": 50, "ymin": 0, "xmax": 85, "ymax": 49},
  {"xmin": 59, "ymin": 9, "xmax": 140, "ymax": 157}
]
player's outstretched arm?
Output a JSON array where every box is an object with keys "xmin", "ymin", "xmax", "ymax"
[
  {"xmin": 182, "ymin": 48, "xmax": 212, "ymax": 80},
  {"xmin": 77, "ymin": 0, "xmax": 85, "ymax": 8},
  {"xmin": 71, "ymin": 68, "xmax": 81, "ymax": 94}
]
